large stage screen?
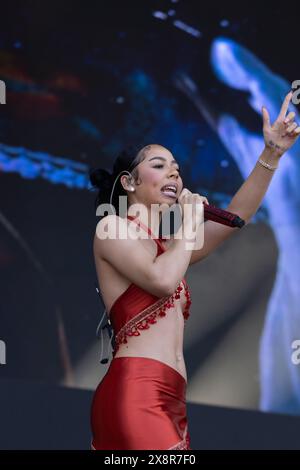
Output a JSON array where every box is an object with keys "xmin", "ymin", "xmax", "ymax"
[{"xmin": 1, "ymin": 0, "xmax": 300, "ymax": 419}]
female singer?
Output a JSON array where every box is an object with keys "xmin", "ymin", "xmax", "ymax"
[{"xmin": 89, "ymin": 92, "xmax": 300, "ymax": 450}]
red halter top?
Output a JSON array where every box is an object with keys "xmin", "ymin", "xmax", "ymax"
[{"xmin": 109, "ymin": 215, "xmax": 192, "ymax": 356}]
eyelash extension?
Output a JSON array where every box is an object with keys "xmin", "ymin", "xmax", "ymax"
[{"xmin": 153, "ymin": 164, "xmax": 180, "ymax": 172}]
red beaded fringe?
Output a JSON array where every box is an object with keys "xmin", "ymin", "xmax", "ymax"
[
  {"xmin": 113, "ymin": 281, "xmax": 191, "ymax": 355},
  {"xmin": 168, "ymin": 425, "xmax": 191, "ymax": 450}
]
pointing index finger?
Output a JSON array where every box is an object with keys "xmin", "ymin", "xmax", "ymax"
[{"xmin": 279, "ymin": 91, "xmax": 293, "ymax": 120}]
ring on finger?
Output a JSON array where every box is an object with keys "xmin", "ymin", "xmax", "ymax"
[
  {"xmin": 284, "ymin": 119, "xmax": 295, "ymax": 126},
  {"xmin": 287, "ymin": 122, "xmax": 298, "ymax": 133}
]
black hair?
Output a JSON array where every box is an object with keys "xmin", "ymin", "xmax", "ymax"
[{"xmin": 89, "ymin": 144, "xmax": 151, "ymax": 216}]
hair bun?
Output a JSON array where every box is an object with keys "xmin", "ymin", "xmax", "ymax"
[{"xmin": 89, "ymin": 167, "xmax": 113, "ymax": 190}]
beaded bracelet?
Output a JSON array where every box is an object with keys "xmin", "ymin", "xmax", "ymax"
[{"xmin": 258, "ymin": 158, "xmax": 278, "ymax": 171}]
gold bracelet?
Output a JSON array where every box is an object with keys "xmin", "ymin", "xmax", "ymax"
[{"xmin": 258, "ymin": 158, "xmax": 278, "ymax": 171}]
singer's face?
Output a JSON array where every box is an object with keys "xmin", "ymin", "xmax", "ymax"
[{"xmin": 133, "ymin": 145, "xmax": 183, "ymax": 208}]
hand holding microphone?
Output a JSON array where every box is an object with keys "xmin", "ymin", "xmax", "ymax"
[
  {"xmin": 178, "ymin": 188, "xmax": 245, "ymax": 229},
  {"xmin": 177, "ymin": 188, "xmax": 207, "ymax": 240}
]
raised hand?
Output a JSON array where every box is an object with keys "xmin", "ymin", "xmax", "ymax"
[
  {"xmin": 262, "ymin": 91, "xmax": 300, "ymax": 156},
  {"xmin": 174, "ymin": 37, "xmax": 300, "ymax": 415}
]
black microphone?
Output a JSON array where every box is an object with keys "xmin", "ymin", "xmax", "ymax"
[{"xmin": 203, "ymin": 203, "xmax": 245, "ymax": 228}]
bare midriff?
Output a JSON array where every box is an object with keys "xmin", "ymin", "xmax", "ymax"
[
  {"xmin": 94, "ymin": 232, "xmax": 188, "ymax": 384},
  {"xmin": 113, "ymin": 289, "xmax": 187, "ymax": 383}
]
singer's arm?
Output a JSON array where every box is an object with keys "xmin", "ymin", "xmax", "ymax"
[
  {"xmin": 189, "ymin": 91, "xmax": 300, "ymax": 266},
  {"xmin": 190, "ymin": 147, "xmax": 280, "ymax": 265}
]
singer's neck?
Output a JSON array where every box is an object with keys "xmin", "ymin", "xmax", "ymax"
[{"xmin": 127, "ymin": 204, "xmax": 163, "ymax": 239}]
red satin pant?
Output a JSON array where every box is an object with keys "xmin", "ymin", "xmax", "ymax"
[{"xmin": 90, "ymin": 356, "xmax": 191, "ymax": 450}]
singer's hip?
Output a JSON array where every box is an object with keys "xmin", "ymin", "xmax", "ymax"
[{"xmin": 90, "ymin": 356, "xmax": 189, "ymax": 450}]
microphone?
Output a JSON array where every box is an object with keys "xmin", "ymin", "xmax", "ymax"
[{"xmin": 203, "ymin": 202, "xmax": 245, "ymax": 228}]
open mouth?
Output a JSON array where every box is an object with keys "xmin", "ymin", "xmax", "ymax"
[{"xmin": 160, "ymin": 184, "xmax": 177, "ymax": 199}]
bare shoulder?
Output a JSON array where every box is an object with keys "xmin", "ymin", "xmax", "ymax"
[
  {"xmin": 92, "ymin": 214, "xmax": 170, "ymax": 297},
  {"xmin": 93, "ymin": 214, "xmax": 131, "ymax": 257}
]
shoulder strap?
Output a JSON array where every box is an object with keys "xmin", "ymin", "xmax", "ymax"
[{"xmin": 127, "ymin": 215, "xmax": 166, "ymax": 254}]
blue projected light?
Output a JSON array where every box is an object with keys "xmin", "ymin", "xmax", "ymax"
[
  {"xmin": 0, "ymin": 143, "xmax": 90, "ymax": 189},
  {"xmin": 210, "ymin": 37, "xmax": 300, "ymax": 415}
]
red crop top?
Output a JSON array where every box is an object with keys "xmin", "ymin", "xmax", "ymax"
[{"xmin": 109, "ymin": 215, "xmax": 192, "ymax": 356}]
